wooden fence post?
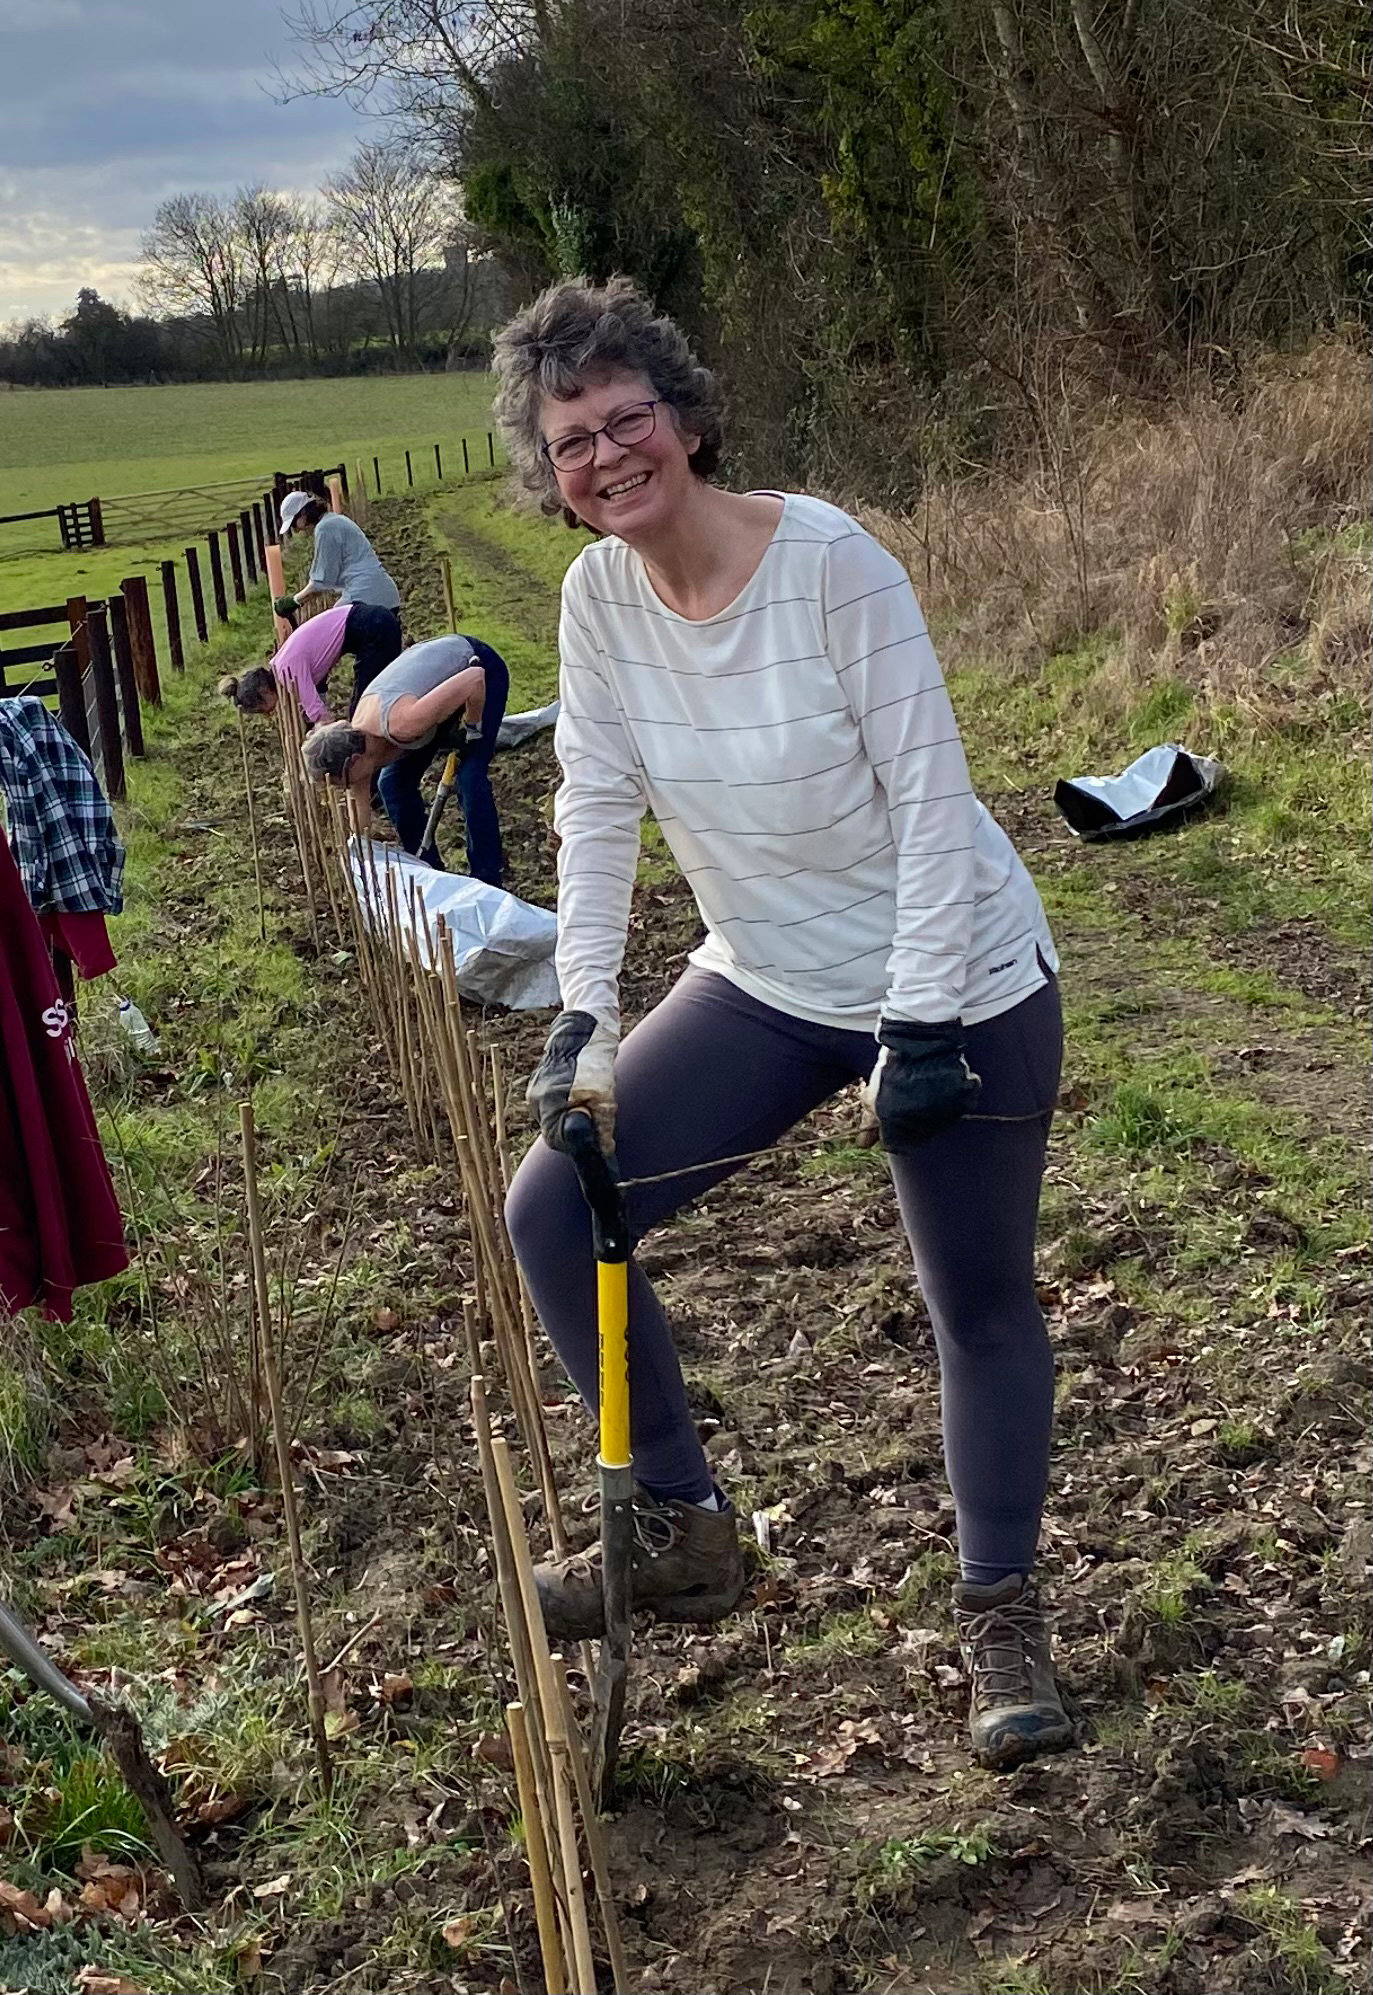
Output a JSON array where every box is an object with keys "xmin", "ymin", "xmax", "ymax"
[
  {"xmin": 65, "ymin": 596, "xmax": 90, "ymax": 677},
  {"xmin": 207, "ymin": 532, "xmax": 229, "ymax": 623},
  {"xmin": 373, "ymin": 455, "xmax": 381, "ymax": 495},
  {"xmin": 251, "ymin": 502, "xmax": 267, "ymax": 573},
  {"xmin": 88, "ymin": 497, "xmax": 105, "ymax": 547},
  {"xmin": 353, "ymin": 461, "xmax": 369, "ymax": 526},
  {"xmin": 405, "ymin": 449, "xmax": 413, "ymax": 488},
  {"xmin": 119, "ymin": 576, "xmax": 161, "ymax": 704},
  {"xmin": 161, "ymin": 561, "xmax": 185, "ymax": 673},
  {"xmin": 434, "ymin": 442, "xmax": 443, "ymax": 482},
  {"xmin": 108, "ymin": 596, "xmax": 146, "ymax": 758},
  {"xmin": 239, "ymin": 509, "xmax": 258, "ymax": 585},
  {"xmin": 226, "ymin": 522, "xmax": 247, "ymax": 605},
  {"xmin": 53, "ymin": 641, "xmax": 90, "ymax": 757},
  {"xmin": 487, "ymin": 431, "xmax": 495, "ymax": 466},
  {"xmin": 264, "ymin": 489, "xmax": 280, "ymax": 542},
  {"xmin": 462, "ymin": 438, "xmax": 470, "ymax": 475},
  {"xmin": 86, "ymin": 603, "xmax": 125, "ymax": 802},
  {"xmin": 185, "ymin": 548, "xmax": 208, "ymax": 644}
]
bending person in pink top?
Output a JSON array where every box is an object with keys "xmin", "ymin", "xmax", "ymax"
[{"xmin": 217, "ymin": 603, "xmax": 403, "ymax": 723}]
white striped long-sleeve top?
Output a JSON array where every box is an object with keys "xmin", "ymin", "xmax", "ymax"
[{"xmin": 552, "ymin": 494, "xmax": 1057, "ymax": 1034}]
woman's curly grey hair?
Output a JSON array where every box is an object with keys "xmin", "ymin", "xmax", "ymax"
[
  {"xmin": 301, "ymin": 721, "xmax": 366, "ymax": 784},
  {"xmin": 492, "ymin": 276, "xmax": 724, "ymax": 522}
]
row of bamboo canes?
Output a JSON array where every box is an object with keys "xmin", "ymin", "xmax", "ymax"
[{"xmin": 270, "ymin": 686, "xmax": 626, "ymax": 1991}]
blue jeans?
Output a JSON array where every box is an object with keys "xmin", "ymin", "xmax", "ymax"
[
  {"xmin": 343, "ymin": 603, "xmax": 405, "ymax": 713},
  {"xmin": 376, "ymin": 638, "xmax": 508, "ymax": 886}
]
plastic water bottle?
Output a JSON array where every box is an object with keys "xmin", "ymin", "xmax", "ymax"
[{"xmin": 117, "ymin": 997, "xmax": 160, "ymax": 1056}]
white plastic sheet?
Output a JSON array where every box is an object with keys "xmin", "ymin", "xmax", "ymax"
[
  {"xmin": 495, "ymin": 698, "xmax": 560, "ymax": 752},
  {"xmin": 1054, "ymin": 743, "xmax": 1227, "ymax": 843},
  {"xmin": 349, "ymin": 839, "xmax": 560, "ymax": 1010}
]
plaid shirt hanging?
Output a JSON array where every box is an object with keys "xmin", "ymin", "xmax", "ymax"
[{"xmin": 0, "ymin": 698, "xmax": 124, "ymax": 914}]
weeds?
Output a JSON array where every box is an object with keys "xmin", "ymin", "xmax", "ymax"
[
  {"xmin": 859, "ymin": 1824, "xmax": 999, "ymax": 1909},
  {"xmin": 1236, "ymin": 1888, "xmax": 1342, "ymax": 1993}
]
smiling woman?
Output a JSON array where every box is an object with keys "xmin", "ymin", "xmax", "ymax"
[{"xmin": 492, "ymin": 276, "xmax": 1079, "ymax": 1775}]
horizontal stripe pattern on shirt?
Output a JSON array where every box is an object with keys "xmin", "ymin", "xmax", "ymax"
[{"xmin": 552, "ymin": 494, "xmax": 1056, "ymax": 1032}]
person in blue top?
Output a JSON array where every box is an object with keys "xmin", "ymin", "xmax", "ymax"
[{"xmin": 274, "ymin": 490, "xmax": 402, "ymax": 617}]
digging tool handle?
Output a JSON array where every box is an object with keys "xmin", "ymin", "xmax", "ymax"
[
  {"xmin": 562, "ymin": 1111, "xmax": 629, "ymax": 1262},
  {"xmin": 564, "ymin": 1111, "xmax": 631, "ymax": 1468},
  {"xmin": 421, "ymin": 750, "xmax": 459, "ymax": 858},
  {"xmin": 0, "ymin": 1599, "xmax": 93, "ymax": 1723}
]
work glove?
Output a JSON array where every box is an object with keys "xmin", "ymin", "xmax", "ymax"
[
  {"xmin": 273, "ymin": 594, "xmax": 298, "ymax": 617},
  {"xmin": 457, "ymin": 722, "xmax": 485, "ymax": 762},
  {"xmin": 527, "ymin": 1010, "xmax": 619, "ymax": 1154},
  {"xmin": 861, "ymin": 1018, "xmax": 981, "ymax": 1154}
]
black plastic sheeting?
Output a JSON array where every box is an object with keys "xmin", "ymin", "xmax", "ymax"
[{"xmin": 1054, "ymin": 743, "xmax": 1227, "ymax": 843}]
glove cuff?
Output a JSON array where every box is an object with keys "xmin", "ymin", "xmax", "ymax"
[{"xmin": 877, "ymin": 1015, "xmax": 964, "ymax": 1050}]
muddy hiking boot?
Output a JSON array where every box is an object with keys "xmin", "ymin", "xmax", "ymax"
[
  {"xmin": 534, "ymin": 1489, "xmax": 747, "ymax": 1641},
  {"xmin": 953, "ymin": 1574, "xmax": 1073, "ymax": 1769}
]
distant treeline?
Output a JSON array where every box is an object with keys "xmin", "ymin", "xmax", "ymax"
[
  {"xmin": 0, "ymin": 146, "xmax": 512, "ymax": 390},
  {"xmin": 286, "ymin": 0, "xmax": 1372, "ymax": 497}
]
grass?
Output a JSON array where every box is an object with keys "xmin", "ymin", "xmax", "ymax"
[
  {"xmin": 0, "ymin": 373, "xmax": 500, "ymax": 515},
  {"xmin": 0, "ymin": 372, "xmax": 501, "ymax": 705}
]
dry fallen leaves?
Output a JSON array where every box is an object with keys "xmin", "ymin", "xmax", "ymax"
[{"xmin": 74, "ymin": 1968, "xmax": 147, "ymax": 1995}]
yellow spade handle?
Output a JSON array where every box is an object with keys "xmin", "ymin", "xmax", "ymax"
[{"xmin": 597, "ymin": 1260, "xmax": 630, "ymax": 1470}]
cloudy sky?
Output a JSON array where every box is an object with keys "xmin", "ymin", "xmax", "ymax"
[{"xmin": 0, "ymin": 0, "xmax": 366, "ymax": 322}]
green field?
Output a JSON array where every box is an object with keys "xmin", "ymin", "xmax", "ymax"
[
  {"xmin": 0, "ymin": 373, "xmax": 499, "ymax": 515},
  {"xmin": 0, "ymin": 373, "xmax": 500, "ymax": 677}
]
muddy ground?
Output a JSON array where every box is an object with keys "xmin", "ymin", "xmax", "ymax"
[{"xmin": 4, "ymin": 490, "xmax": 1368, "ymax": 1995}]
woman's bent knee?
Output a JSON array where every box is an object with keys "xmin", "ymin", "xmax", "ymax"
[{"xmin": 505, "ymin": 1140, "xmax": 584, "ymax": 1270}]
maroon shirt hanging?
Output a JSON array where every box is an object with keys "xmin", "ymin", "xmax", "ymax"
[{"xmin": 0, "ymin": 828, "xmax": 128, "ymax": 1320}]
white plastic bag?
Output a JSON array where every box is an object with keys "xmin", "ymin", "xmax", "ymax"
[
  {"xmin": 495, "ymin": 699, "xmax": 560, "ymax": 752},
  {"xmin": 349, "ymin": 840, "xmax": 560, "ymax": 1010}
]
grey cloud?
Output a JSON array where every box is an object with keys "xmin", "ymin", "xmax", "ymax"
[{"xmin": 0, "ymin": 0, "xmax": 366, "ymax": 317}]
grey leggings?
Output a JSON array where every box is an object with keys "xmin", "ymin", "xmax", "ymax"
[{"xmin": 506, "ymin": 968, "xmax": 1062, "ymax": 1582}]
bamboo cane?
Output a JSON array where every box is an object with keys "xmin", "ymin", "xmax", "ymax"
[
  {"xmin": 507, "ymin": 1701, "xmax": 567, "ymax": 1995},
  {"xmin": 492, "ymin": 1438, "xmax": 597, "ymax": 1993},
  {"xmin": 471, "ymin": 1377, "xmax": 558, "ymax": 1872},
  {"xmin": 554, "ymin": 1667, "xmax": 630, "ymax": 1995},
  {"xmin": 236, "ymin": 710, "xmax": 267, "ymax": 943},
  {"xmin": 545, "ymin": 1677, "xmax": 597, "ymax": 1995},
  {"xmin": 239, "ymin": 1101, "xmax": 332, "ymax": 1793},
  {"xmin": 276, "ymin": 697, "xmax": 320, "ymax": 949}
]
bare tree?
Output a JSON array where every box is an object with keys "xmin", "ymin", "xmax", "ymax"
[
  {"xmin": 236, "ymin": 186, "xmax": 300, "ymax": 367},
  {"xmin": 139, "ymin": 194, "xmax": 248, "ymax": 373},
  {"xmin": 281, "ymin": 0, "xmax": 552, "ymax": 134},
  {"xmin": 326, "ymin": 144, "xmax": 457, "ymax": 360}
]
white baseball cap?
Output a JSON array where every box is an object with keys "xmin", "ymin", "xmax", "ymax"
[{"xmin": 279, "ymin": 489, "xmax": 317, "ymax": 535}]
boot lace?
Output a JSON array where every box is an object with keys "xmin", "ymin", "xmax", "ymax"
[
  {"xmin": 552, "ymin": 1496, "xmax": 682, "ymax": 1579},
  {"xmin": 958, "ymin": 1598, "xmax": 1041, "ymax": 1705}
]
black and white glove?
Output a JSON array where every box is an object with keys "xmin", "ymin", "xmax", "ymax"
[
  {"xmin": 458, "ymin": 722, "xmax": 485, "ymax": 761},
  {"xmin": 527, "ymin": 1010, "xmax": 619, "ymax": 1153},
  {"xmin": 861, "ymin": 1018, "xmax": 981, "ymax": 1154}
]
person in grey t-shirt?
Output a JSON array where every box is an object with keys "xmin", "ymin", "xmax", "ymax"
[
  {"xmin": 276, "ymin": 490, "xmax": 402, "ymax": 614},
  {"xmin": 301, "ymin": 633, "xmax": 510, "ymax": 884}
]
